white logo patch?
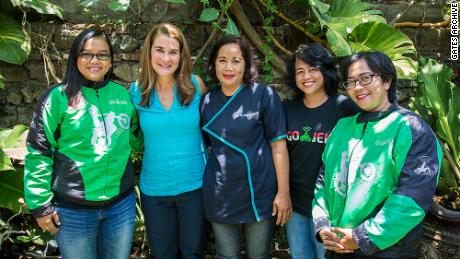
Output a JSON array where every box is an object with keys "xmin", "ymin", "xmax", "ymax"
[
  {"xmin": 359, "ymin": 163, "xmax": 376, "ymax": 182},
  {"xmin": 414, "ymin": 156, "xmax": 435, "ymax": 176}
]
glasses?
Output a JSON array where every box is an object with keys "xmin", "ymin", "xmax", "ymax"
[
  {"xmin": 78, "ymin": 52, "xmax": 111, "ymax": 61},
  {"xmin": 342, "ymin": 73, "xmax": 380, "ymax": 89}
]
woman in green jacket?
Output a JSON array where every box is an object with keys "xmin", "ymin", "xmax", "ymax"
[
  {"xmin": 24, "ymin": 28, "xmax": 140, "ymax": 259},
  {"xmin": 312, "ymin": 51, "xmax": 442, "ymax": 259}
]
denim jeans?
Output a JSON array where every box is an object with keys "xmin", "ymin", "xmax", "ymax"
[
  {"xmin": 211, "ymin": 219, "xmax": 274, "ymax": 259},
  {"xmin": 141, "ymin": 189, "xmax": 205, "ymax": 259},
  {"xmin": 55, "ymin": 191, "xmax": 136, "ymax": 259},
  {"xmin": 286, "ymin": 211, "xmax": 325, "ymax": 259}
]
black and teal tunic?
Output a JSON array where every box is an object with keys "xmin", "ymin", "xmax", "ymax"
[{"xmin": 200, "ymin": 84, "xmax": 286, "ymax": 224}]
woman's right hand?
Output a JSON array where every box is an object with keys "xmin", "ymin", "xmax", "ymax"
[
  {"xmin": 37, "ymin": 210, "xmax": 60, "ymax": 234},
  {"xmin": 319, "ymin": 227, "xmax": 354, "ymax": 253}
]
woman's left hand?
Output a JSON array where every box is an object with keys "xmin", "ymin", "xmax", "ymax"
[
  {"xmin": 272, "ymin": 191, "xmax": 292, "ymax": 226},
  {"xmin": 332, "ymin": 227, "xmax": 359, "ymax": 252}
]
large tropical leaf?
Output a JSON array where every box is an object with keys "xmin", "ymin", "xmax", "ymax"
[
  {"xmin": 0, "ymin": 169, "xmax": 24, "ymax": 213},
  {"xmin": 11, "ymin": 0, "xmax": 64, "ymax": 19},
  {"xmin": 0, "ymin": 125, "xmax": 29, "ymax": 148},
  {"xmin": 0, "ymin": 149, "xmax": 14, "ymax": 172},
  {"xmin": 0, "ymin": 125, "xmax": 28, "ymax": 172},
  {"xmin": 0, "ymin": 12, "xmax": 31, "ymax": 65},
  {"xmin": 307, "ymin": 0, "xmax": 385, "ymax": 57},
  {"xmin": 308, "ymin": 0, "xmax": 385, "ymax": 35},
  {"xmin": 416, "ymin": 57, "xmax": 460, "ymax": 163},
  {"xmin": 348, "ymin": 22, "xmax": 417, "ymax": 79},
  {"xmin": 325, "ymin": 29, "xmax": 352, "ymax": 56}
]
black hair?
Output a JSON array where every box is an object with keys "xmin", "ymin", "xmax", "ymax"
[
  {"xmin": 207, "ymin": 35, "xmax": 257, "ymax": 87},
  {"xmin": 286, "ymin": 43, "xmax": 339, "ymax": 97},
  {"xmin": 340, "ymin": 51, "xmax": 397, "ymax": 102},
  {"xmin": 63, "ymin": 28, "xmax": 114, "ymax": 100}
]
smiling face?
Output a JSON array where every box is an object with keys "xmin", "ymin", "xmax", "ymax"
[
  {"xmin": 295, "ymin": 58, "xmax": 325, "ymax": 97},
  {"xmin": 76, "ymin": 37, "xmax": 112, "ymax": 82},
  {"xmin": 346, "ymin": 59, "xmax": 391, "ymax": 112},
  {"xmin": 215, "ymin": 43, "xmax": 245, "ymax": 92},
  {"xmin": 150, "ymin": 34, "xmax": 180, "ymax": 79}
]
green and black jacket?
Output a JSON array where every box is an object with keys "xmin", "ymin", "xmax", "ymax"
[
  {"xmin": 312, "ymin": 103, "xmax": 442, "ymax": 257},
  {"xmin": 24, "ymin": 79, "xmax": 141, "ymax": 218}
]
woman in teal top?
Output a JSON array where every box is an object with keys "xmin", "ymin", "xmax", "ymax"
[{"xmin": 129, "ymin": 23, "xmax": 207, "ymax": 259}]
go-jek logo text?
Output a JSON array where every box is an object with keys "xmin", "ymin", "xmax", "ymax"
[{"xmin": 286, "ymin": 126, "xmax": 329, "ymax": 143}]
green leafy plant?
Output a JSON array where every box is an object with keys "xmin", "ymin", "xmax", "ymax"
[
  {"xmin": 0, "ymin": 0, "xmax": 64, "ymax": 88},
  {"xmin": 410, "ymin": 57, "xmax": 460, "ymax": 200},
  {"xmin": 198, "ymin": 0, "xmax": 240, "ymax": 36},
  {"xmin": 0, "ymin": 125, "xmax": 28, "ymax": 213},
  {"xmin": 304, "ymin": 0, "xmax": 417, "ymax": 79}
]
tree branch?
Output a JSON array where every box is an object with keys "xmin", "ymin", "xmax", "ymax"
[
  {"xmin": 230, "ymin": 0, "xmax": 287, "ymax": 74},
  {"xmin": 251, "ymin": 0, "xmax": 292, "ymax": 56},
  {"xmin": 390, "ymin": 0, "xmax": 417, "ymax": 25},
  {"xmin": 394, "ymin": 16, "xmax": 451, "ymax": 28},
  {"xmin": 258, "ymin": 0, "xmax": 327, "ymax": 45},
  {"xmin": 192, "ymin": 14, "xmax": 225, "ymax": 65}
]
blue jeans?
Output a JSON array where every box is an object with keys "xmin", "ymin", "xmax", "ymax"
[
  {"xmin": 141, "ymin": 189, "xmax": 205, "ymax": 259},
  {"xmin": 212, "ymin": 219, "xmax": 274, "ymax": 259},
  {"xmin": 286, "ymin": 211, "xmax": 325, "ymax": 259},
  {"xmin": 55, "ymin": 192, "xmax": 136, "ymax": 259}
]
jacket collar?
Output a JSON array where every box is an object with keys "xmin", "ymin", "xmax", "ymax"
[
  {"xmin": 81, "ymin": 78, "xmax": 110, "ymax": 89},
  {"xmin": 356, "ymin": 102, "xmax": 398, "ymax": 123}
]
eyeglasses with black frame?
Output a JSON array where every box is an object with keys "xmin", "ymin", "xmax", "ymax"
[
  {"xmin": 342, "ymin": 73, "xmax": 381, "ymax": 90},
  {"xmin": 78, "ymin": 52, "xmax": 111, "ymax": 61}
]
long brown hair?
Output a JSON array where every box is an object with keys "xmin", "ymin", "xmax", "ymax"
[{"xmin": 139, "ymin": 23, "xmax": 195, "ymax": 106}]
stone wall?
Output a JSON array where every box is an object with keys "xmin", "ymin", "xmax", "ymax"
[{"xmin": 0, "ymin": 0, "xmax": 455, "ymax": 128}]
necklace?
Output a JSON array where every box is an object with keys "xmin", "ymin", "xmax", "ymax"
[{"xmin": 158, "ymin": 93, "xmax": 166, "ymax": 100}]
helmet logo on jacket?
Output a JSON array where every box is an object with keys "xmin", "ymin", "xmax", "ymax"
[
  {"xmin": 89, "ymin": 105, "xmax": 130, "ymax": 156},
  {"xmin": 414, "ymin": 156, "xmax": 435, "ymax": 176},
  {"xmin": 358, "ymin": 163, "xmax": 376, "ymax": 182}
]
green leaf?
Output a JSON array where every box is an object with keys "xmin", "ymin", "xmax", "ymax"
[
  {"xmin": 0, "ymin": 12, "xmax": 31, "ymax": 65},
  {"xmin": 17, "ymin": 0, "xmax": 64, "ymax": 19},
  {"xmin": 0, "ymin": 73, "xmax": 4, "ymax": 89},
  {"xmin": 107, "ymin": 0, "xmax": 130, "ymax": 11},
  {"xmin": 0, "ymin": 124, "xmax": 29, "ymax": 148},
  {"xmin": 198, "ymin": 7, "xmax": 219, "ymax": 22},
  {"xmin": 0, "ymin": 169, "xmax": 24, "ymax": 213},
  {"xmin": 165, "ymin": 0, "xmax": 186, "ymax": 3},
  {"xmin": 348, "ymin": 21, "xmax": 417, "ymax": 79},
  {"xmin": 325, "ymin": 29, "xmax": 351, "ymax": 56},
  {"xmin": 78, "ymin": 0, "xmax": 101, "ymax": 7},
  {"xmin": 416, "ymin": 57, "xmax": 460, "ymax": 163},
  {"xmin": 309, "ymin": 0, "xmax": 385, "ymax": 34},
  {"xmin": 225, "ymin": 17, "xmax": 240, "ymax": 36},
  {"xmin": 0, "ymin": 149, "xmax": 14, "ymax": 172}
]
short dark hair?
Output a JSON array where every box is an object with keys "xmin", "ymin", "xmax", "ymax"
[
  {"xmin": 286, "ymin": 43, "xmax": 339, "ymax": 97},
  {"xmin": 207, "ymin": 35, "xmax": 257, "ymax": 87},
  {"xmin": 63, "ymin": 28, "xmax": 114, "ymax": 100},
  {"xmin": 340, "ymin": 51, "xmax": 397, "ymax": 102}
]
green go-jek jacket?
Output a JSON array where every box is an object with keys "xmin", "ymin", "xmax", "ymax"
[
  {"xmin": 24, "ymin": 79, "xmax": 141, "ymax": 218},
  {"xmin": 312, "ymin": 103, "xmax": 442, "ymax": 257}
]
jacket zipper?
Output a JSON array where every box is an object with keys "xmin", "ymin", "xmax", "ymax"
[
  {"xmin": 94, "ymin": 83, "xmax": 110, "ymax": 198},
  {"xmin": 336, "ymin": 121, "xmax": 368, "ymax": 227}
]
